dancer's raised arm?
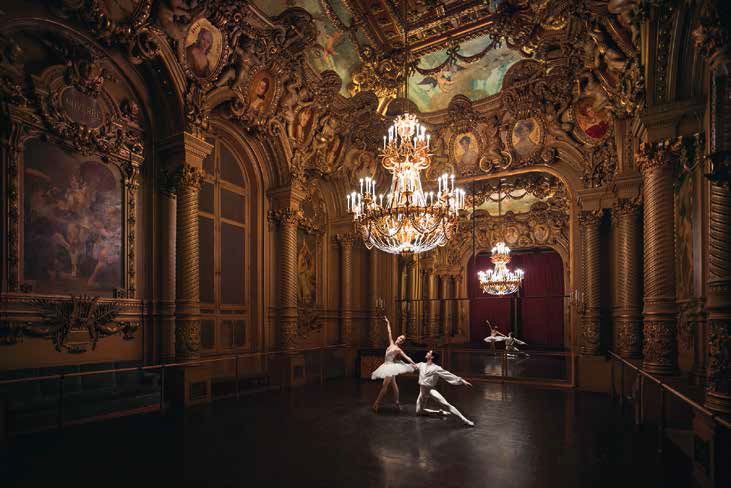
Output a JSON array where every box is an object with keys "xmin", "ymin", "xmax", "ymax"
[
  {"xmin": 398, "ymin": 349, "xmax": 416, "ymax": 366},
  {"xmin": 385, "ymin": 316, "xmax": 394, "ymax": 345}
]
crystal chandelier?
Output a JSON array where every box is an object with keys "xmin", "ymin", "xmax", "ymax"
[
  {"xmin": 347, "ymin": 113, "xmax": 465, "ymax": 254},
  {"xmin": 477, "ymin": 180, "xmax": 524, "ymax": 295}
]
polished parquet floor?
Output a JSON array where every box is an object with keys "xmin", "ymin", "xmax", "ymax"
[{"xmin": 3, "ymin": 379, "xmax": 691, "ymax": 488}]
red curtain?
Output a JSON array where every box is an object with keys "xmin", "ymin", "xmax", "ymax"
[{"xmin": 468, "ymin": 250, "xmax": 564, "ymax": 347}]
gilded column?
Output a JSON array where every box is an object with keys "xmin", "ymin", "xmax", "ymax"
[
  {"xmin": 336, "ymin": 233, "xmax": 356, "ymax": 345},
  {"xmin": 454, "ymin": 274, "xmax": 465, "ymax": 337},
  {"xmin": 160, "ymin": 132, "xmax": 213, "ymax": 361},
  {"xmin": 276, "ymin": 209, "xmax": 302, "ymax": 350},
  {"xmin": 368, "ymin": 250, "xmax": 380, "ymax": 346},
  {"xmin": 174, "ymin": 164, "xmax": 204, "ymax": 359},
  {"xmin": 705, "ymin": 67, "xmax": 731, "ymax": 412},
  {"xmin": 440, "ymin": 273, "xmax": 449, "ymax": 336},
  {"xmin": 637, "ymin": 140, "xmax": 681, "ymax": 374},
  {"xmin": 406, "ymin": 256, "xmax": 419, "ymax": 339},
  {"xmin": 159, "ymin": 171, "xmax": 177, "ymax": 361},
  {"xmin": 426, "ymin": 267, "xmax": 439, "ymax": 339},
  {"xmin": 612, "ymin": 198, "xmax": 643, "ymax": 358},
  {"xmin": 579, "ymin": 209, "xmax": 603, "ymax": 355},
  {"xmin": 693, "ymin": 11, "xmax": 731, "ymax": 413}
]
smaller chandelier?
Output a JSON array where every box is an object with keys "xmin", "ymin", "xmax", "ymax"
[{"xmin": 478, "ymin": 242, "xmax": 524, "ymax": 295}]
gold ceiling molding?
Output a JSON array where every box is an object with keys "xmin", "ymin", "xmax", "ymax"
[
  {"xmin": 12, "ymin": 1, "xmax": 647, "ymax": 192},
  {"xmin": 440, "ymin": 200, "xmax": 569, "ymax": 267}
]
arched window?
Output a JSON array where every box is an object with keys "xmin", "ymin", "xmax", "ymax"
[{"xmin": 198, "ymin": 141, "xmax": 249, "ymax": 354}]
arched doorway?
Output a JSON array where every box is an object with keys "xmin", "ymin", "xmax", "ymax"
[{"xmin": 468, "ymin": 248, "xmax": 565, "ymax": 348}]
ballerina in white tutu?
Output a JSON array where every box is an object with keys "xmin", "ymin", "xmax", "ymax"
[
  {"xmin": 483, "ymin": 320, "xmax": 507, "ymax": 354},
  {"xmin": 371, "ymin": 316, "xmax": 416, "ymax": 412}
]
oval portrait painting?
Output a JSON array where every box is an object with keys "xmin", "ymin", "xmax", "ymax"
[
  {"xmin": 184, "ymin": 18, "xmax": 224, "ymax": 80},
  {"xmin": 574, "ymin": 96, "xmax": 611, "ymax": 142},
  {"xmin": 511, "ymin": 118, "xmax": 543, "ymax": 161},
  {"xmin": 452, "ymin": 132, "xmax": 480, "ymax": 169},
  {"xmin": 248, "ymin": 70, "xmax": 275, "ymax": 119}
]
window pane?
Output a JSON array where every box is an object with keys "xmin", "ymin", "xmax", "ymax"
[
  {"xmin": 220, "ymin": 223, "xmax": 245, "ymax": 304},
  {"xmin": 233, "ymin": 320, "xmax": 246, "ymax": 347},
  {"xmin": 221, "ymin": 189, "xmax": 245, "ymax": 223},
  {"xmin": 199, "ymin": 217, "xmax": 215, "ymax": 303},
  {"xmin": 201, "ymin": 320, "xmax": 215, "ymax": 350},
  {"xmin": 220, "ymin": 320, "xmax": 233, "ymax": 348},
  {"xmin": 220, "ymin": 144, "xmax": 245, "ymax": 187},
  {"xmin": 199, "ymin": 181, "xmax": 214, "ymax": 214}
]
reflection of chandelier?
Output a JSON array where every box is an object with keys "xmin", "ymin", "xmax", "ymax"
[
  {"xmin": 478, "ymin": 242, "xmax": 524, "ymax": 295},
  {"xmin": 477, "ymin": 179, "xmax": 524, "ymax": 295},
  {"xmin": 347, "ymin": 113, "xmax": 465, "ymax": 254}
]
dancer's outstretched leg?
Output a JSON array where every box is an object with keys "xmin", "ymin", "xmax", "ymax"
[
  {"xmin": 373, "ymin": 377, "xmax": 392, "ymax": 411},
  {"xmin": 429, "ymin": 389, "xmax": 474, "ymax": 426},
  {"xmin": 415, "ymin": 387, "xmax": 451, "ymax": 416}
]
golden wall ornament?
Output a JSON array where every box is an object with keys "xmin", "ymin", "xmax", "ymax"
[{"xmin": 0, "ymin": 295, "xmax": 138, "ymax": 353}]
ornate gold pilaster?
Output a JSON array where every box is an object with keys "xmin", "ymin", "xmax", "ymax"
[
  {"xmin": 579, "ymin": 209, "xmax": 603, "ymax": 355},
  {"xmin": 336, "ymin": 233, "xmax": 356, "ymax": 345},
  {"xmin": 612, "ymin": 198, "xmax": 643, "ymax": 358},
  {"xmin": 270, "ymin": 208, "xmax": 303, "ymax": 350},
  {"xmin": 637, "ymin": 139, "xmax": 682, "ymax": 374},
  {"xmin": 160, "ymin": 132, "xmax": 212, "ymax": 361},
  {"xmin": 368, "ymin": 250, "xmax": 380, "ymax": 346}
]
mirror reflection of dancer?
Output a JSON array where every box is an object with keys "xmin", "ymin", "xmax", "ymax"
[
  {"xmin": 483, "ymin": 320, "xmax": 507, "ymax": 354},
  {"xmin": 505, "ymin": 332, "xmax": 528, "ymax": 358},
  {"xmin": 414, "ymin": 350, "xmax": 474, "ymax": 427},
  {"xmin": 371, "ymin": 317, "xmax": 416, "ymax": 412}
]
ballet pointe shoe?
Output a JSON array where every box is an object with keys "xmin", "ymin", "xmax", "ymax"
[
  {"xmin": 394, "ymin": 402, "xmax": 401, "ymax": 411},
  {"xmin": 463, "ymin": 419, "xmax": 475, "ymax": 427},
  {"xmin": 372, "ymin": 403, "xmax": 380, "ymax": 413}
]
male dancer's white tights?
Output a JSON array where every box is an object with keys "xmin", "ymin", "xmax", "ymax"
[{"xmin": 415, "ymin": 386, "xmax": 473, "ymax": 425}]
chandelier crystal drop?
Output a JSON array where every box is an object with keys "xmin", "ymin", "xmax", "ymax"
[
  {"xmin": 346, "ymin": 113, "xmax": 465, "ymax": 254},
  {"xmin": 477, "ymin": 242, "xmax": 524, "ymax": 295},
  {"xmin": 477, "ymin": 180, "xmax": 525, "ymax": 295}
]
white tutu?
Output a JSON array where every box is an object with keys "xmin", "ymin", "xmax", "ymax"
[
  {"xmin": 484, "ymin": 336, "xmax": 507, "ymax": 343},
  {"xmin": 371, "ymin": 361, "xmax": 414, "ymax": 379}
]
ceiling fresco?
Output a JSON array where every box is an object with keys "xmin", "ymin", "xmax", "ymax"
[
  {"xmin": 408, "ymin": 38, "xmax": 523, "ymax": 113},
  {"xmin": 253, "ymin": 1, "xmax": 523, "ymax": 110},
  {"xmin": 255, "ymin": 0, "xmax": 361, "ymax": 97}
]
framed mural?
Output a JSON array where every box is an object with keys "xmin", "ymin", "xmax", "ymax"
[
  {"xmin": 572, "ymin": 96, "xmax": 612, "ymax": 144},
  {"xmin": 182, "ymin": 17, "xmax": 226, "ymax": 82},
  {"xmin": 450, "ymin": 131, "xmax": 482, "ymax": 173},
  {"xmin": 246, "ymin": 69, "xmax": 276, "ymax": 119},
  {"xmin": 22, "ymin": 140, "xmax": 123, "ymax": 294},
  {"xmin": 509, "ymin": 117, "xmax": 544, "ymax": 162}
]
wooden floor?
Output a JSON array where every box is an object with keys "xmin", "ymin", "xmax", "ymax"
[{"xmin": 3, "ymin": 379, "xmax": 691, "ymax": 487}]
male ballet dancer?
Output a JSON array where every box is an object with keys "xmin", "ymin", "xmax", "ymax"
[{"xmin": 413, "ymin": 350, "xmax": 475, "ymax": 427}]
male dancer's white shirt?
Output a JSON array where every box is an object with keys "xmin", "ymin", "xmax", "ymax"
[{"xmin": 415, "ymin": 362, "xmax": 465, "ymax": 388}]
